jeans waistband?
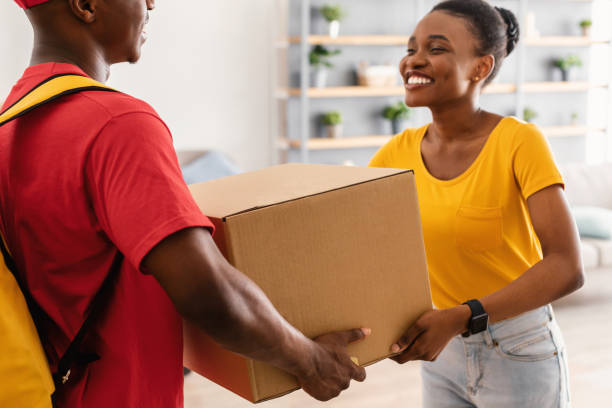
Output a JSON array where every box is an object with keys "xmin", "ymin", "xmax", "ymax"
[{"xmin": 462, "ymin": 305, "xmax": 554, "ymax": 345}]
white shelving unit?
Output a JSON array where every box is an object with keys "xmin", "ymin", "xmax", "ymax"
[{"xmin": 278, "ymin": 0, "xmax": 611, "ymax": 164}]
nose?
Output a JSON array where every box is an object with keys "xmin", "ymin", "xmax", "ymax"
[
  {"xmin": 146, "ymin": 0, "xmax": 155, "ymax": 11},
  {"xmin": 400, "ymin": 52, "xmax": 427, "ymax": 77}
]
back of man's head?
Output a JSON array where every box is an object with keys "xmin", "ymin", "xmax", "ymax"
[{"xmin": 15, "ymin": 0, "xmax": 154, "ymax": 79}]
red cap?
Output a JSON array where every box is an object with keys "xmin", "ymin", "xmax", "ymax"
[{"xmin": 14, "ymin": 0, "xmax": 52, "ymax": 9}]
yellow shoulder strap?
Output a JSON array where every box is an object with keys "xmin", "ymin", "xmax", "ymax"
[{"xmin": 0, "ymin": 74, "xmax": 116, "ymax": 127}]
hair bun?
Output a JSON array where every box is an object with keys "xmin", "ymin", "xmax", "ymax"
[{"xmin": 495, "ymin": 6, "xmax": 520, "ymax": 56}]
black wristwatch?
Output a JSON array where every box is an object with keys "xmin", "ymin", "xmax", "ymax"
[{"xmin": 461, "ymin": 299, "xmax": 489, "ymax": 337}]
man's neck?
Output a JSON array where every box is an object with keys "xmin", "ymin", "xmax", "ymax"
[{"xmin": 30, "ymin": 43, "xmax": 110, "ymax": 83}]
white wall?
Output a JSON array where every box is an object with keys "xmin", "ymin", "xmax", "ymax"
[{"xmin": 0, "ymin": 0, "xmax": 278, "ymax": 171}]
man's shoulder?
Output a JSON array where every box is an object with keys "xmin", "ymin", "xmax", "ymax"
[{"xmin": 76, "ymin": 90, "xmax": 161, "ymax": 121}]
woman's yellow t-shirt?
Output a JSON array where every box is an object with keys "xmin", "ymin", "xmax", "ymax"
[{"xmin": 369, "ymin": 117, "xmax": 564, "ymax": 309}]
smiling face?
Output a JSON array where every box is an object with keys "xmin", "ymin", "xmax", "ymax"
[
  {"xmin": 92, "ymin": 0, "xmax": 156, "ymax": 64},
  {"xmin": 400, "ymin": 10, "xmax": 487, "ymax": 109}
]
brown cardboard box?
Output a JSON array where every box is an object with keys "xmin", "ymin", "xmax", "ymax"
[{"xmin": 184, "ymin": 163, "xmax": 432, "ymax": 403}]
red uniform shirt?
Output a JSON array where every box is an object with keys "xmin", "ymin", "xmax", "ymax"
[{"xmin": 0, "ymin": 63, "xmax": 214, "ymax": 407}]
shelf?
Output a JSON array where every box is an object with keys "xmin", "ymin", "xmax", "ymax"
[
  {"xmin": 284, "ymin": 135, "xmax": 392, "ymax": 150},
  {"xmin": 284, "ymin": 126, "xmax": 605, "ymax": 151},
  {"xmin": 542, "ymin": 126, "xmax": 605, "ymax": 137},
  {"xmin": 289, "ymin": 86, "xmax": 403, "ymax": 98},
  {"xmin": 525, "ymin": 36, "xmax": 610, "ymax": 46},
  {"xmin": 522, "ymin": 81, "xmax": 608, "ymax": 93},
  {"xmin": 289, "ymin": 35, "xmax": 409, "ymax": 46},
  {"xmin": 289, "ymin": 35, "xmax": 609, "ymax": 47},
  {"xmin": 287, "ymin": 82, "xmax": 607, "ymax": 98}
]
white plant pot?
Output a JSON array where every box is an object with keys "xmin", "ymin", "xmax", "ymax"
[
  {"xmin": 328, "ymin": 20, "xmax": 340, "ymax": 38},
  {"xmin": 311, "ymin": 67, "xmax": 328, "ymax": 88},
  {"xmin": 326, "ymin": 124, "xmax": 343, "ymax": 139},
  {"xmin": 581, "ymin": 26, "xmax": 591, "ymax": 37},
  {"xmin": 391, "ymin": 119, "xmax": 408, "ymax": 135}
]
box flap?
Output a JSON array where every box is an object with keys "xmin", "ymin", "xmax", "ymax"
[{"xmin": 188, "ymin": 163, "xmax": 410, "ymax": 219}]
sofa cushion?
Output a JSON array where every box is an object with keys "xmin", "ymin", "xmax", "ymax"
[
  {"xmin": 181, "ymin": 151, "xmax": 241, "ymax": 185},
  {"xmin": 582, "ymin": 238, "xmax": 612, "ymax": 267},
  {"xmin": 581, "ymin": 240, "xmax": 600, "ymax": 269},
  {"xmin": 560, "ymin": 163, "xmax": 612, "ymax": 208},
  {"xmin": 572, "ymin": 206, "xmax": 612, "ymax": 239}
]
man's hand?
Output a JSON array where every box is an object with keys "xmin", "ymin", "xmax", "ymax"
[
  {"xmin": 389, "ymin": 307, "xmax": 469, "ymax": 364},
  {"xmin": 145, "ymin": 227, "xmax": 370, "ymax": 402},
  {"xmin": 297, "ymin": 328, "xmax": 370, "ymax": 401}
]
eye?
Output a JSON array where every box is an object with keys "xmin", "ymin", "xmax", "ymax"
[
  {"xmin": 430, "ymin": 47, "xmax": 446, "ymax": 54},
  {"xmin": 406, "ymin": 48, "xmax": 416, "ymax": 56}
]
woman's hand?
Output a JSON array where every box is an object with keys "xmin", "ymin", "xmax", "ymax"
[{"xmin": 390, "ymin": 306, "xmax": 471, "ymax": 363}]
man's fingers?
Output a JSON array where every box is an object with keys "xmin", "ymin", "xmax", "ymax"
[
  {"xmin": 351, "ymin": 363, "xmax": 367, "ymax": 382},
  {"xmin": 338, "ymin": 327, "xmax": 371, "ymax": 345}
]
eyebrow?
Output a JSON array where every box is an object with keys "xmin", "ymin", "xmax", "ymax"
[{"xmin": 408, "ymin": 34, "xmax": 451, "ymax": 42}]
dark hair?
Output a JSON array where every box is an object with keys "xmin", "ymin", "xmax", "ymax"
[{"xmin": 431, "ymin": 0, "xmax": 520, "ymax": 85}]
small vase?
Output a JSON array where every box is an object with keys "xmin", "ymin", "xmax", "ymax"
[
  {"xmin": 560, "ymin": 68, "xmax": 569, "ymax": 82},
  {"xmin": 581, "ymin": 26, "xmax": 591, "ymax": 37},
  {"xmin": 328, "ymin": 20, "xmax": 340, "ymax": 38},
  {"xmin": 391, "ymin": 119, "xmax": 407, "ymax": 134},
  {"xmin": 326, "ymin": 124, "xmax": 343, "ymax": 139},
  {"xmin": 311, "ymin": 67, "xmax": 328, "ymax": 88}
]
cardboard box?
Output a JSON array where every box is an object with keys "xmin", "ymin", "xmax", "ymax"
[{"xmin": 184, "ymin": 163, "xmax": 432, "ymax": 403}]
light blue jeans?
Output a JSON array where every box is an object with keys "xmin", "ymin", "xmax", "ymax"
[{"xmin": 421, "ymin": 305, "xmax": 570, "ymax": 407}]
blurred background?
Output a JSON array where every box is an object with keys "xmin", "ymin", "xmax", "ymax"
[{"xmin": 2, "ymin": 0, "xmax": 612, "ymax": 406}]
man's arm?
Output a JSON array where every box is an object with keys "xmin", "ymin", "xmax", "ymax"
[{"xmin": 143, "ymin": 227, "xmax": 368, "ymax": 401}]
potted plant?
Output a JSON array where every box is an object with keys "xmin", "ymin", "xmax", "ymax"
[
  {"xmin": 322, "ymin": 111, "xmax": 343, "ymax": 139},
  {"xmin": 553, "ymin": 55, "xmax": 582, "ymax": 81},
  {"xmin": 320, "ymin": 4, "xmax": 346, "ymax": 38},
  {"xmin": 571, "ymin": 112, "xmax": 579, "ymax": 126},
  {"xmin": 523, "ymin": 107, "xmax": 538, "ymax": 123},
  {"xmin": 580, "ymin": 19, "xmax": 592, "ymax": 37},
  {"xmin": 309, "ymin": 45, "xmax": 341, "ymax": 88},
  {"xmin": 383, "ymin": 101, "xmax": 411, "ymax": 134}
]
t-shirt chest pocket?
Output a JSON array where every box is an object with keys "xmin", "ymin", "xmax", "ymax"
[{"xmin": 454, "ymin": 206, "xmax": 503, "ymax": 252}]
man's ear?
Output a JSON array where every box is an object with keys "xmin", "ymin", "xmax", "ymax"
[{"xmin": 67, "ymin": 0, "xmax": 97, "ymax": 23}]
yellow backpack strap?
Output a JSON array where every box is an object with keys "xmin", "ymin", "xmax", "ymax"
[{"xmin": 0, "ymin": 73, "xmax": 117, "ymax": 128}]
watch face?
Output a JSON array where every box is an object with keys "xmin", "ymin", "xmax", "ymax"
[{"xmin": 472, "ymin": 313, "xmax": 489, "ymax": 334}]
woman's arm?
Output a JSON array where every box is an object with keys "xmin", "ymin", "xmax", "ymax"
[
  {"xmin": 390, "ymin": 184, "xmax": 584, "ymax": 363},
  {"xmin": 479, "ymin": 184, "xmax": 584, "ymax": 321}
]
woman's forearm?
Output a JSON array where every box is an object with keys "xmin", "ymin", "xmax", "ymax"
[{"xmin": 479, "ymin": 252, "xmax": 584, "ymax": 324}]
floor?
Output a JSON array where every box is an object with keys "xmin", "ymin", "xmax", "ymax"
[{"xmin": 184, "ymin": 267, "xmax": 612, "ymax": 407}]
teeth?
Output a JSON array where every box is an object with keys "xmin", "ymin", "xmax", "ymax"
[{"xmin": 407, "ymin": 76, "xmax": 432, "ymax": 85}]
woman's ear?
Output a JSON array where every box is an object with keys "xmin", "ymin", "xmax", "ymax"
[
  {"xmin": 471, "ymin": 55, "xmax": 495, "ymax": 83},
  {"xmin": 67, "ymin": 0, "xmax": 97, "ymax": 23}
]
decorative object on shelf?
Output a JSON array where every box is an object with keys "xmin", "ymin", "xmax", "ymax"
[
  {"xmin": 320, "ymin": 4, "xmax": 346, "ymax": 38},
  {"xmin": 580, "ymin": 19, "xmax": 592, "ymax": 37},
  {"xmin": 357, "ymin": 62, "xmax": 398, "ymax": 87},
  {"xmin": 321, "ymin": 111, "xmax": 343, "ymax": 139},
  {"xmin": 309, "ymin": 45, "xmax": 341, "ymax": 88},
  {"xmin": 523, "ymin": 107, "xmax": 538, "ymax": 123},
  {"xmin": 525, "ymin": 12, "xmax": 540, "ymax": 39},
  {"xmin": 571, "ymin": 112, "xmax": 579, "ymax": 126},
  {"xmin": 553, "ymin": 55, "xmax": 582, "ymax": 82},
  {"xmin": 383, "ymin": 101, "xmax": 411, "ymax": 134}
]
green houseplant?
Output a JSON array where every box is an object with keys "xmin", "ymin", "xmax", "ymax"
[
  {"xmin": 571, "ymin": 112, "xmax": 579, "ymax": 126},
  {"xmin": 383, "ymin": 102, "xmax": 411, "ymax": 134},
  {"xmin": 309, "ymin": 45, "xmax": 341, "ymax": 88},
  {"xmin": 553, "ymin": 55, "xmax": 582, "ymax": 81},
  {"xmin": 580, "ymin": 19, "xmax": 592, "ymax": 37},
  {"xmin": 320, "ymin": 4, "xmax": 346, "ymax": 38},
  {"xmin": 523, "ymin": 107, "xmax": 538, "ymax": 123},
  {"xmin": 321, "ymin": 111, "xmax": 343, "ymax": 139}
]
